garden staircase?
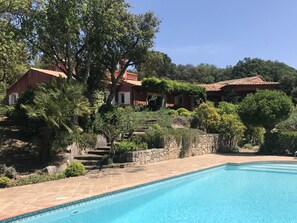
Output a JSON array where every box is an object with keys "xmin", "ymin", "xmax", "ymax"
[
  {"xmin": 74, "ymin": 145, "xmax": 111, "ymax": 170},
  {"xmin": 122, "ymin": 119, "xmax": 158, "ymax": 139}
]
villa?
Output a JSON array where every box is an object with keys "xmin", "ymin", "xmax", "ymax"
[{"xmin": 6, "ymin": 67, "xmax": 279, "ymax": 108}]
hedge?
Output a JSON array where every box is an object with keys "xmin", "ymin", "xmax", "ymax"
[{"xmin": 261, "ymin": 131, "xmax": 297, "ymax": 155}]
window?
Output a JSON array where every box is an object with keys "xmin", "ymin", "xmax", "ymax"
[
  {"xmin": 174, "ymin": 95, "xmax": 183, "ymax": 106},
  {"xmin": 118, "ymin": 92, "xmax": 130, "ymax": 105},
  {"xmin": 9, "ymin": 93, "xmax": 19, "ymax": 105}
]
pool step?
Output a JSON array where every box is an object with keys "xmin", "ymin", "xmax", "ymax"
[{"xmin": 229, "ymin": 164, "xmax": 297, "ymax": 174}]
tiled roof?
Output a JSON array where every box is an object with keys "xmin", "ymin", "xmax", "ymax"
[
  {"xmin": 123, "ymin": 79, "xmax": 142, "ymax": 86},
  {"xmin": 31, "ymin": 68, "xmax": 67, "ymax": 78},
  {"xmin": 199, "ymin": 76, "xmax": 279, "ymax": 92}
]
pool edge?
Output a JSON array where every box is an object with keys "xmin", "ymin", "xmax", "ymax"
[{"xmin": 2, "ymin": 160, "xmax": 297, "ymax": 222}]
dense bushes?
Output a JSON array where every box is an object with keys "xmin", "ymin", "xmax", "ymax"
[
  {"xmin": 262, "ymin": 131, "xmax": 297, "ymax": 155},
  {"xmin": 16, "ymin": 173, "xmax": 66, "ymax": 186},
  {"xmin": 191, "ymin": 102, "xmax": 221, "ymax": 133},
  {"xmin": 277, "ymin": 108, "xmax": 297, "ymax": 131},
  {"xmin": 176, "ymin": 108, "xmax": 191, "ymax": 117},
  {"xmin": 64, "ymin": 162, "xmax": 86, "ymax": 177},
  {"xmin": 0, "ymin": 161, "xmax": 88, "ymax": 188},
  {"xmin": 0, "ymin": 177, "xmax": 11, "ymax": 188},
  {"xmin": 142, "ymin": 126, "xmax": 202, "ymax": 150},
  {"xmin": 115, "ymin": 140, "xmax": 148, "ymax": 153}
]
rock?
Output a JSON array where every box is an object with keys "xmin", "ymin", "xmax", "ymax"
[
  {"xmin": 41, "ymin": 166, "xmax": 57, "ymax": 175},
  {"xmin": 57, "ymin": 164, "xmax": 67, "ymax": 173}
]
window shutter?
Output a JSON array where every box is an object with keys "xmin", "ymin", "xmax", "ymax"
[
  {"xmin": 118, "ymin": 92, "xmax": 122, "ymax": 104},
  {"xmin": 8, "ymin": 95, "xmax": 12, "ymax": 105},
  {"xmin": 124, "ymin": 92, "xmax": 131, "ymax": 105}
]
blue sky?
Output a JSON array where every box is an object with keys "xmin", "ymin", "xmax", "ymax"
[{"xmin": 129, "ymin": 0, "xmax": 297, "ymax": 68}]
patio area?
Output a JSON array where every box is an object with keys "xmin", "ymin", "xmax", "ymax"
[{"xmin": 0, "ymin": 153, "xmax": 296, "ymax": 220}]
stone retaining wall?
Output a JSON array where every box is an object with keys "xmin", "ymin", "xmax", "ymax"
[{"xmin": 125, "ymin": 134, "xmax": 222, "ymax": 165}]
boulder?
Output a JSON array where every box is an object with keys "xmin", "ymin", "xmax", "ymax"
[{"xmin": 41, "ymin": 166, "xmax": 57, "ymax": 175}]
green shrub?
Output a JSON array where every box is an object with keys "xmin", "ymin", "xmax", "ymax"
[
  {"xmin": 167, "ymin": 109, "xmax": 178, "ymax": 116},
  {"xmin": 76, "ymin": 133, "xmax": 97, "ymax": 150},
  {"xmin": 16, "ymin": 172, "xmax": 66, "ymax": 186},
  {"xmin": 115, "ymin": 140, "xmax": 148, "ymax": 153},
  {"xmin": 0, "ymin": 105, "xmax": 14, "ymax": 117},
  {"xmin": 64, "ymin": 162, "xmax": 86, "ymax": 177},
  {"xmin": 179, "ymin": 150, "xmax": 186, "ymax": 158},
  {"xmin": 143, "ymin": 127, "xmax": 202, "ymax": 155},
  {"xmin": 262, "ymin": 131, "xmax": 297, "ymax": 155},
  {"xmin": 143, "ymin": 126, "xmax": 165, "ymax": 148},
  {"xmin": 191, "ymin": 102, "xmax": 221, "ymax": 133},
  {"xmin": 217, "ymin": 102, "xmax": 238, "ymax": 115},
  {"xmin": 277, "ymin": 108, "xmax": 297, "ymax": 131},
  {"xmin": 177, "ymin": 108, "xmax": 191, "ymax": 117},
  {"xmin": 243, "ymin": 143, "xmax": 253, "ymax": 149},
  {"xmin": 0, "ymin": 177, "xmax": 11, "ymax": 188}
]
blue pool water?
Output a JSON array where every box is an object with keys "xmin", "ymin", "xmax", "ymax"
[{"xmin": 3, "ymin": 162, "xmax": 297, "ymax": 223}]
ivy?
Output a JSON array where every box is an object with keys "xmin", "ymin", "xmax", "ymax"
[{"xmin": 142, "ymin": 77, "xmax": 206, "ymax": 98}]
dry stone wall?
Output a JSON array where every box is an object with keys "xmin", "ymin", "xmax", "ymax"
[{"xmin": 125, "ymin": 134, "xmax": 222, "ymax": 165}]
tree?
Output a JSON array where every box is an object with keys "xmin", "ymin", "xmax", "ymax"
[
  {"xmin": 0, "ymin": 0, "xmax": 30, "ymax": 85},
  {"xmin": 229, "ymin": 57, "xmax": 297, "ymax": 82},
  {"xmin": 0, "ymin": 22, "xmax": 29, "ymax": 85},
  {"xmin": 21, "ymin": 79, "xmax": 91, "ymax": 162},
  {"xmin": 102, "ymin": 11, "xmax": 160, "ymax": 106},
  {"xmin": 238, "ymin": 90, "xmax": 294, "ymax": 131},
  {"xmin": 14, "ymin": 0, "xmax": 159, "ymax": 106},
  {"xmin": 136, "ymin": 50, "xmax": 175, "ymax": 78},
  {"xmin": 94, "ymin": 107, "xmax": 139, "ymax": 157},
  {"xmin": 162, "ymin": 63, "xmax": 223, "ymax": 84}
]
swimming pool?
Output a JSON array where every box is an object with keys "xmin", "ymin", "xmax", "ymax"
[{"xmin": 2, "ymin": 162, "xmax": 297, "ymax": 223}]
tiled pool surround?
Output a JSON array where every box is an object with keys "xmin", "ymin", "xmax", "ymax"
[{"xmin": 0, "ymin": 154, "xmax": 296, "ymax": 220}]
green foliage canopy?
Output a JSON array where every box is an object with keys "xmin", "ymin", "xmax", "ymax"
[
  {"xmin": 238, "ymin": 90, "xmax": 294, "ymax": 130},
  {"xmin": 13, "ymin": 0, "xmax": 159, "ymax": 106},
  {"xmin": 142, "ymin": 77, "xmax": 206, "ymax": 99}
]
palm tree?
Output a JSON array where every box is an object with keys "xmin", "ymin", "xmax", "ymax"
[{"xmin": 21, "ymin": 79, "xmax": 90, "ymax": 162}]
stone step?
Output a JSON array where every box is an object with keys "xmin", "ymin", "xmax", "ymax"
[
  {"xmin": 88, "ymin": 150, "xmax": 110, "ymax": 155},
  {"xmin": 74, "ymin": 159, "xmax": 101, "ymax": 166},
  {"xmin": 95, "ymin": 146, "xmax": 111, "ymax": 151},
  {"xmin": 74, "ymin": 154, "xmax": 103, "ymax": 160},
  {"xmin": 133, "ymin": 132, "xmax": 146, "ymax": 135},
  {"xmin": 84, "ymin": 165, "xmax": 99, "ymax": 170}
]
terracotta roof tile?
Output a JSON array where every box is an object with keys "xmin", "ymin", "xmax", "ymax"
[
  {"xmin": 199, "ymin": 76, "xmax": 279, "ymax": 92},
  {"xmin": 31, "ymin": 68, "xmax": 67, "ymax": 78},
  {"xmin": 123, "ymin": 79, "xmax": 142, "ymax": 86}
]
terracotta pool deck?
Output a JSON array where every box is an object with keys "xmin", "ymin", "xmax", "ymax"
[{"xmin": 0, "ymin": 153, "xmax": 296, "ymax": 220}]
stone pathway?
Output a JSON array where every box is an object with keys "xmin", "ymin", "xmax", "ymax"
[{"xmin": 0, "ymin": 154, "xmax": 296, "ymax": 220}]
